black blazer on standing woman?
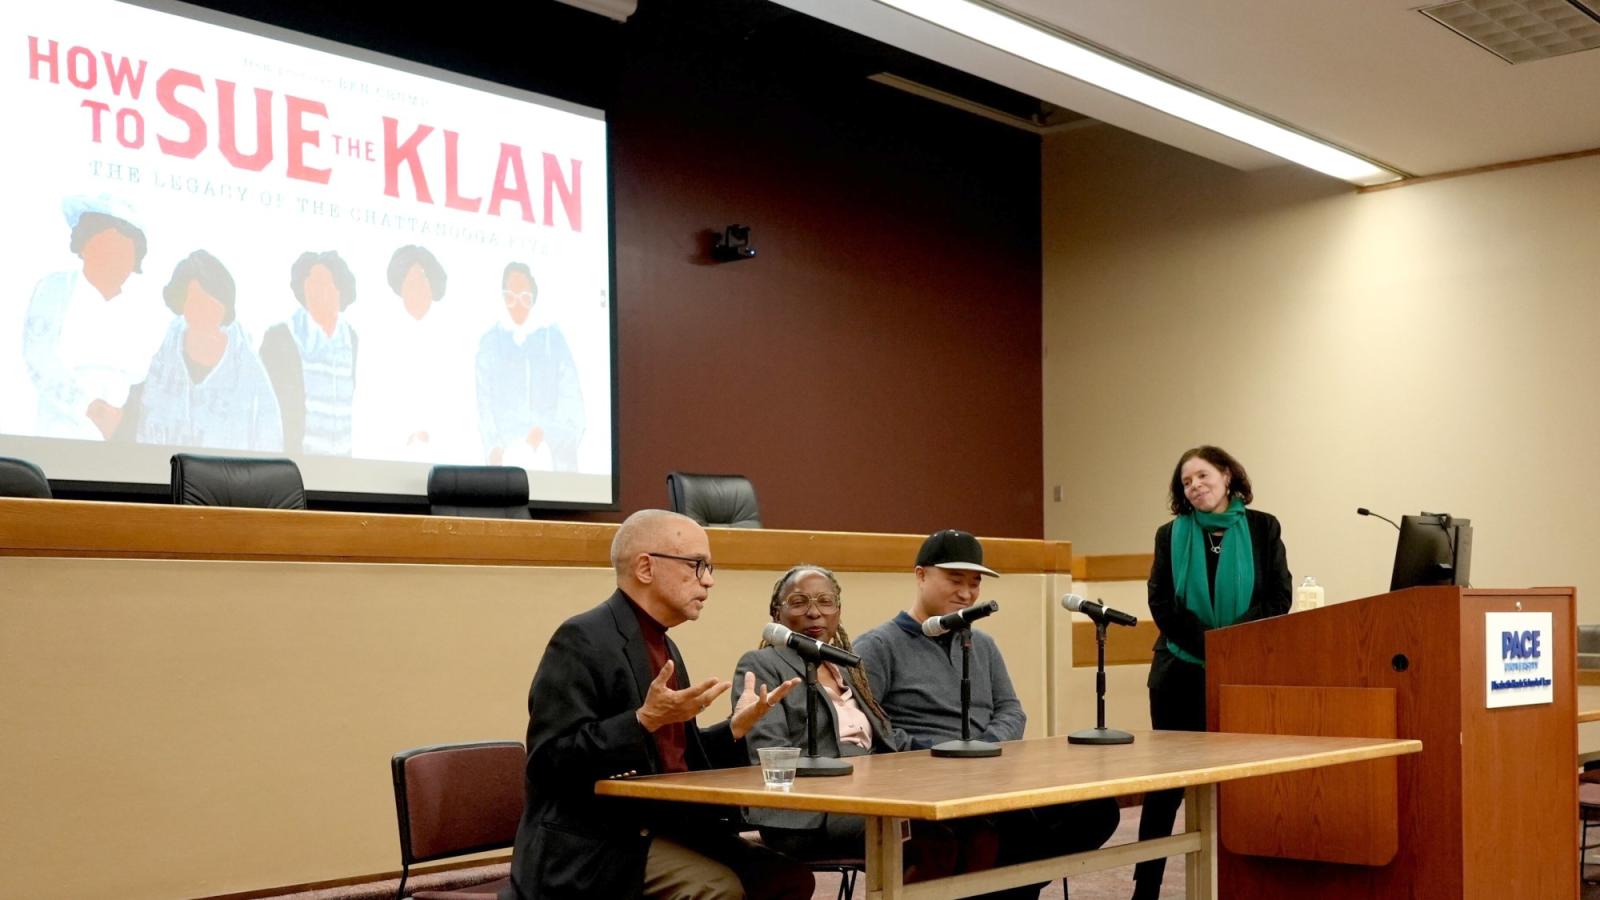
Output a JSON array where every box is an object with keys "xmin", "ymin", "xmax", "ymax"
[{"xmin": 1145, "ymin": 508, "xmax": 1292, "ymax": 717}]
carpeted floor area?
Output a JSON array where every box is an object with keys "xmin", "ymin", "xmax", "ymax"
[
  {"xmin": 258, "ymin": 802, "xmax": 1600, "ymax": 900},
  {"xmin": 803, "ymin": 802, "xmax": 1183, "ymax": 900}
]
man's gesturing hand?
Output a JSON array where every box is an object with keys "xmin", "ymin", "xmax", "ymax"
[
  {"xmin": 730, "ymin": 671, "xmax": 802, "ymax": 740},
  {"xmin": 636, "ymin": 660, "xmax": 730, "ymax": 733}
]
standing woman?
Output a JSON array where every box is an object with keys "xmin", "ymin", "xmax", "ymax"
[{"xmin": 1133, "ymin": 445, "xmax": 1291, "ymax": 900}]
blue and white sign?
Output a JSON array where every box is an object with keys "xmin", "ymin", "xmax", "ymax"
[{"xmin": 1485, "ymin": 611, "xmax": 1554, "ymax": 708}]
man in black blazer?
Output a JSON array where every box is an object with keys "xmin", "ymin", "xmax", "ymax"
[{"xmin": 504, "ymin": 509, "xmax": 810, "ymax": 900}]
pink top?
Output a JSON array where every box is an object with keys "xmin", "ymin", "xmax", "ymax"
[{"xmin": 822, "ymin": 663, "xmax": 875, "ymax": 749}]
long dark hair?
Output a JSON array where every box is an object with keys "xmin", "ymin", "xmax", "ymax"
[
  {"xmin": 1167, "ymin": 445, "xmax": 1253, "ymax": 515},
  {"xmin": 762, "ymin": 564, "xmax": 891, "ymax": 726}
]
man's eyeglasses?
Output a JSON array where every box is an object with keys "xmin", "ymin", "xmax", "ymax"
[
  {"xmin": 781, "ymin": 593, "xmax": 840, "ymax": 613},
  {"xmin": 503, "ymin": 290, "xmax": 534, "ymax": 307},
  {"xmin": 647, "ymin": 552, "xmax": 714, "ymax": 581}
]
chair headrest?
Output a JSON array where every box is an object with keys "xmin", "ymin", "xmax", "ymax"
[
  {"xmin": 170, "ymin": 454, "xmax": 307, "ymax": 509},
  {"xmin": 666, "ymin": 472, "xmax": 761, "ymax": 528},
  {"xmin": 0, "ymin": 457, "xmax": 51, "ymax": 499},
  {"xmin": 427, "ymin": 466, "xmax": 531, "ymax": 519}
]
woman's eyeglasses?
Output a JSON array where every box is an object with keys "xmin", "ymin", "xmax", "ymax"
[{"xmin": 781, "ymin": 593, "xmax": 840, "ymax": 612}]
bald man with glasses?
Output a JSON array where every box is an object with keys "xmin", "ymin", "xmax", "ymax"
[{"xmin": 504, "ymin": 509, "xmax": 810, "ymax": 900}]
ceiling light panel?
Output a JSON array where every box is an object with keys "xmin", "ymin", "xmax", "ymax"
[{"xmin": 875, "ymin": 0, "xmax": 1401, "ymax": 186}]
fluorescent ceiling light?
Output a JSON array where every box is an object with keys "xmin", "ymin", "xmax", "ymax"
[{"xmin": 876, "ymin": 0, "xmax": 1403, "ymax": 186}]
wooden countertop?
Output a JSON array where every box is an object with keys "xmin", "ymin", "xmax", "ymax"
[{"xmin": 0, "ymin": 497, "xmax": 1071, "ymax": 572}]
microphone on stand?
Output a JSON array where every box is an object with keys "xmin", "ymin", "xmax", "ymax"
[
  {"xmin": 1063, "ymin": 594, "xmax": 1138, "ymax": 628},
  {"xmin": 921, "ymin": 600, "xmax": 1000, "ymax": 637},
  {"xmin": 1061, "ymin": 593, "xmax": 1135, "ymax": 745},
  {"xmin": 762, "ymin": 623, "xmax": 862, "ymax": 668},
  {"xmin": 927, "ymin": 601, "xmax": 1003, "ymax": 759},
  {"xmin": 1357, "ymin": 507, "xmax": 1401, "ymax": 531},
  {"xmin": 759, "ymin": 623, "xmax": 853, "ymax": 776}
]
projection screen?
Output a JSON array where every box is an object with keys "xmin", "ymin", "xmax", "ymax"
[{"xmin": 0, "ymin": 0, "xmax": 616, "ymax": 506}]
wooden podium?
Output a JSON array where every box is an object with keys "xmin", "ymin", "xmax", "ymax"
[{"xmin": 1207, "ymin": 586, "xmax": 1577, "ymax": 899}]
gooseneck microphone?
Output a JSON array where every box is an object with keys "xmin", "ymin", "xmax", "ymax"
[
  {"xmin": 762, "ymin": 623, "xmax": 861, "ymax": 668},
  {"xmin": 1357, "ymin": 507, "xmax": 1401, "ymax": 531},
  {"xmin": 1061, "ymin": 593, "xmax": 1138, "ymax": 628},
  {"xmin": 921, "ymin": 600, "xmax": 1000, "ymax": 637}
]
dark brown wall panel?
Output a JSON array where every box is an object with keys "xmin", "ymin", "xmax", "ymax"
[{"xmin": 140, "ymin": 1, "xmax": 1047, "ymax": 538}]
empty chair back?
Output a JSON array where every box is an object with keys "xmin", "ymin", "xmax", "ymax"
[
  {"xmin": 666, "ymin": 472, "xmax": 762, "ymax": 528},
  {"xmin": 0, "ymin": 457, "xmax": 51, "ymax": 499},
  {"xmin": 170, "ymin": 453, "xmax": 307, "ymax": 509},
  {"xmin": 427, "ymin": 465, "xmax": 532, "ymax": 519},
  {"xmin": 391, "ymin": 741, "xmax": 524, "ymax": 898},
  {"xmin": 1581, "ymin": 624, "xmax": 1600, "ymax": 671}
]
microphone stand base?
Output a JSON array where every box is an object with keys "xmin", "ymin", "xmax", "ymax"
[
  {"xmin": 930, "ymin": 739, "xmax": 1002, "ymax": 758},
  {"xmin": 794, "ymin": 755, "xmax": 854, "ymax": 777},
  {"xmin": 1067, "ymin": 727, "xmax": 1135, "ymax": 745}
]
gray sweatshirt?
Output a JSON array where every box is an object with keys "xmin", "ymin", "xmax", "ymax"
[{"xmin": 854, "ymin": 610, "xmax": 1026, "ymax": 750}]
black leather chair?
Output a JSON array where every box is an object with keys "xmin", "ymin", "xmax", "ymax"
[
  {"xmin": 170, "ymin": 454, "xmax": 307, "ymax": 509},
  {"xmin": 427, "ymin": 466, "xmax": 532, "ymax": 519},
  {"xmin": 0, "ymin": 457, "xmax": 51, "ymax": 499},
  {"xmin": 666, "ymin": 472, "xmax": 762, "ymax": 528}
]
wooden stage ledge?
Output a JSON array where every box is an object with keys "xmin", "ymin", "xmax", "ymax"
[{"xmin": 0, "ymin": 497, "xmax": 1072, "ymax": 573}]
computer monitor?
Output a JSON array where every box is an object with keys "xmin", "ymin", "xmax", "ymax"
[{"xmin": 1389, "ymin": 514, "xmax": 1473, "ymax": 591}]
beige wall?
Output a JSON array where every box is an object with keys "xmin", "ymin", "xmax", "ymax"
[
  {"xmin": 0, "ymin": 556, "xmax": 1064, "ymax": 899},
  {"xmin": 1043, "ymin": 125, "xmax": 1600, "ymax": 618}
]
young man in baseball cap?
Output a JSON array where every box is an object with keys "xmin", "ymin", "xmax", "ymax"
[{"xmin": 854, "ymin": 529, "xmax": 1120, "ymax": 899}]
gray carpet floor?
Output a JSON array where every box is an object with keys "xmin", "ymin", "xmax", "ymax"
[
  {"xmin": 806, "ymin": 803, "xmax": 1183, "ymax": 900},
  {"xmin": 263, "ymin": 800, "xmax": 1600, "ymax": 900}
]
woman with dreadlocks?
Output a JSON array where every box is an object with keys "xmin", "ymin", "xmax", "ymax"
[{"xmin": 734, "ymin": 564, "xmax": 999, "ymax": 882}]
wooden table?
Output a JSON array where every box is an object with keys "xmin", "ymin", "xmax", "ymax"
[{"xmin": 596, "ymin": 730, "xmax": 1421, "ymax": 899}]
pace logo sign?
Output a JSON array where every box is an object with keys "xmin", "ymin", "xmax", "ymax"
[{"xmin": 1484, "ymin": 611, "xmax": 1554, "ymax": 709}]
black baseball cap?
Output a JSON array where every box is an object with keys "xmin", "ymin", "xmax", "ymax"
[{"xmin": 915, "ymin": 529, "xmax": 1000, "ymax": 578}]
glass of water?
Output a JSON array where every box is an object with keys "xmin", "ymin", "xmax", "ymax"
[{"xmin": 757, "ymin": 746, "xmax": 801, "ymax": 790}]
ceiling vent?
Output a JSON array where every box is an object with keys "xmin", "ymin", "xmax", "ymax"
[{"xmin": 1420, "ymin": 0, "xmax": 1600, "ymax": 63}]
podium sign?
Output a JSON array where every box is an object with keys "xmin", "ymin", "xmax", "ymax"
[{"xmin": 1485, "ymin": 611, "xmax": 1554, "ymax": 708}]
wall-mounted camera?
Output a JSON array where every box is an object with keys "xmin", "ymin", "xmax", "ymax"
[{"xmin": 711, "ymin": 224, "xmax": 756, "ymax": 262}]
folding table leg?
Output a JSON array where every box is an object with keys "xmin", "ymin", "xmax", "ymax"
[
  {"xmin": 863, "ymin": 815, "xmax": 906, "ymax": 899},
  {"xmin": 1184, "ymin": 783, "xmax": 1218, "ymax": 900}
]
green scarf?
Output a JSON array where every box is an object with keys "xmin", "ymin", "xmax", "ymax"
[{"xmin": 1168, "ymin": 496, "xmax": 1253, "ymax": 666}]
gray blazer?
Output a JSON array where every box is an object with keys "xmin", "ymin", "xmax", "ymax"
[{"xmin": 733, "ymin": 643, "xmax": 898, "ymax": 830}]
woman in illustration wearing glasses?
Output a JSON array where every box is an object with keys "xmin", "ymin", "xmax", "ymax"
[
  {"xmin": 734, "ymin": 565, "xmax": 998, "ymax": 883},
  {"xmin": 474, "ymin": 261, "xmax": 584, "ymax": 472}
]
